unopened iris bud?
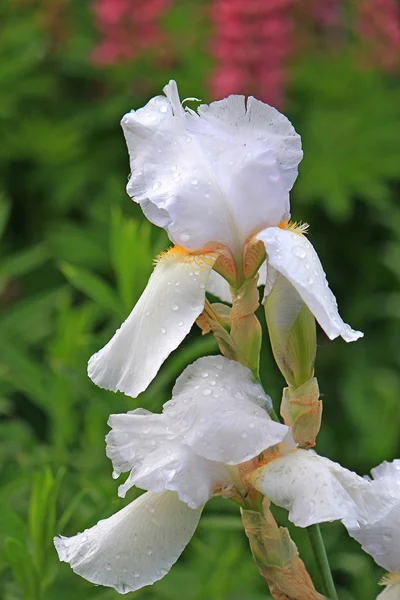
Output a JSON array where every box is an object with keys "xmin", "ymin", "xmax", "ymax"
[{"xmin": 264, "ymin": 272, "xmax": 316, "ymax": 389}]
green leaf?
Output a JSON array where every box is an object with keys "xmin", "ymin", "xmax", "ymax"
[
  {"xmin": 60, "ymin": 262, "xmax": 122, "ymax": 316},
  {"xmin": 0, "ymin": 245, "xmax": 49, "ymax": 291},
  {"xmin": 0, "ymin": 192, "xmax": 11, "ymax": 240},
  {"xmin": 0, "ymin": 500, "xmax": 26, "ymax": 543},
  {"xmin": 5, "ymin": 538, "xmax": 40, "ymax": 600}
]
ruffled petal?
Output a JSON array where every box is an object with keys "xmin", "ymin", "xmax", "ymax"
[
  {"xmin": 125, "ymin": 443, "xmax": 230, "ymax": 508},
  {"xmin": 88, "ymin": 248, "xmax": 217, "ymax": 397},
  {"xmin": 166, "ymin": 356, "xmax": 289, "ymax": 465},
  {"xmin": 106, "ymin": 409, "xmax": 171, "ymax": 478},
  {"xmin": 122, "ymin": 81, "xmax": 302, "ymax": 254},
  {"xmin": 250, "ymin": 449, "xmax": 382, "ymax": 528},
  {"xmin": 54, "ymin": 491, "xmax": 202, "ymax": 594},
  {"xmin": 345, "ymin": 460, "xmax": 400, "ymax": 573},
  {"xmin": 258, "ymin": 227, "xmax": 363, "ymax": 342}
]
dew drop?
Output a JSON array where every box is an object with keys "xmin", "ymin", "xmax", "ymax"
[
  {"xmin": 305, "ymin": 260, "xmax": 310, "ymax": 270},
  {"xmin": 172, "ymin": 303, "xmax": 179, "ymax": 311},
  {"xmin": 307, "ymin": 277, "xmax": 313, "ymax": 285},
  {"xmin": 180, "ymin": 232, "xmax": 190, "ymax": 242},
  {"xmin": 202, "ymin": 389, "xmax": 211, "ymax": 396},
  {"xmin": 160, "ymin": 105, "xmax": 168, "ymax": 113},
  {"xmin": 292, "ymin": 246, "xmax": 307, "ymax": 259},
  {"xmin": 199, "ymin": 283, "xmax": 206, "ymax": 289},
  {"xmin": 152, "ymin": 181, "xmax": 162, "ymax": 191},
  {"xmin": 177, "ymin": 320, "xmax": 184, "ymax": 327},
  {"xmin": 116, "ymin": 553, "xmax": 121, "ymax": 560},
  {"xmin": 241, "ymin": 432, "xmax": 247, "ymax": 439},
  {"xmin": 146, "ymin": 546, "xmax": 153, "ymax": 555},
  {"xmin": 191, "ymin": 178, "xmax": 198, "ymax": 186},
  {"xmin": 161, "ymin": 327, "xmax": 167, "ymax": 334},
  {"xmin": 105, "ymin": 563, "xmax": 112, "ymax": 571},
  {"xmin": 133, "ymin": 571, "xmax": 140, "ymax": 578},
  {"xmin": 81, "ymin": 535, "xmax": 88, "ymax": 542}
]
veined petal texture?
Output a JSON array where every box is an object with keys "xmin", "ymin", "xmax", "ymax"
[
  {"xmin": 88, "ymin": 249, "xmax": 217, "ymax": 397},
  {"xmin": 55, "ymin": 491, "xmax": 201, "ymax": 594}
]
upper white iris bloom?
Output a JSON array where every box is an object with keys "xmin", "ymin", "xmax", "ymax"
[
  {"xmin": 55, "ymin": 356, "xmax": 289, "ymax": 594},
  {"xmin": 249, "ymin": 446, "xmax": 393, "ymax": 529},
  {"xmin": 344, "ymin": 460, "xmax": 400, "ymax": 600},
  {"xmin": 88, "ymin": 80, "xmax": 362, "ymax": 398}
]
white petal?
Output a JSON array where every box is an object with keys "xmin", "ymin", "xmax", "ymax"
[
  {"xmin": 165, "ymin": 356, "xmax": 288, "ymax": 465},
  {"xmin": 122, "ymin": 82, "xmax": 302, "ymax": 254},
  {"xmin": 250, "ymin": 449, "xmax": 378, "ymax": 528},
  {"xmin": 206, "ymin": 270, "xmax": 232, "ymax": 303},
  {"xmin": 127, "ymin": 443, "xmax": 229, "ymax": 508},
  {"xmin": 54, "ymin": 491, "xmax": 201, "ymax": 594},
  {"xmin": 345, "ymin": 460, "xmax": 400, "ymax": 573},
  {"xmin": 258, "ymin": 227, "xmax": 363, "ymax": 342},
  {"xmin": 377, "ymin": 580, "xmax": 400, "ymax": 600},
  {"xmin": 189, "ymin": 94, "xmax": 303, "ymax": 192},
  {"xmin": 371, "ymin": 460, "xmax": 400, "ymax": 487},
  {"xmin": 88, "ymin": 249, "xmax": 217, "ymax": 397},
  {"xmin": 107, "ymin": 407, "xmax": 231, "ymax": 507},
  {"xmin": 106, "ymin": 409, "xmax": 171, "ymax": 478},
  {"xmin": 207, "ymin": 263, "xmax": 266, "ymax": 304},
  {"xmin": 122, "ymin": 98, "xmax": 236, "ymax": 252}
]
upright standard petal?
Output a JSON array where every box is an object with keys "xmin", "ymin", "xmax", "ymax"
[
  {"xmin": 258, "ymin": 227, "xmax": 363, "ymax": 342},
  {"xmin": 346, "ymin": 460, "xmax": 400, "ymax": 573},
  {"xmin": 250, "ymin": 449, "xmax": 384, "ymax": 528},
  {"xmin": 122, "ymin": 81, "xmax": 302, "ymax": 255},
  {"xmin": 55, "ymin": 491, "xmax": 202, "ymax": 594},
  {"xmin": 88, "ymin": 248, "xmax": 217, "ymax": 397},
  {"xmin": 166, "ymin": 356, "xmax": 289, "ymax": 465}
]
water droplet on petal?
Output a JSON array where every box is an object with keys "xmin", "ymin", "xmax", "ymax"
[
  {"xmin": 191, "ymin": 178, "xmax": 198, "ymax": 186},
  {"xmin": 202, "ymin": 389, "xmax": 211, "ymax": 396},
  {"xmin": 81, "ymin": 535, "xmax": 88, "ymax": 542},
  {"xmin": 152, "ymin": 181, "xmax": 162, "ymax": 191},
  {"xmin": 160, "ymin": 105, "xmax": 168, "ymax": 113},
  {"xmin": 180, "ymin": 232, "xmax": 190, "ymax": 242},
  {"xmin": 105, "ymin": 563, "xmax": 112, "ymax": 571},
  {"xmin": 172, "ymin": 303, "xmax": 179, "ymax": 311},
  {"xmin": 292, "ymin": 246, "xmax": 307, "ymax": 259},
  {"xmin": 177, "ymin": 320, "xmax": 184, "ymax": 327}
]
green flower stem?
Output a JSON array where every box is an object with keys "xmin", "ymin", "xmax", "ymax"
[{"xmin": 307, "ymin": 523, "xmax": 338, "ymax": 599}]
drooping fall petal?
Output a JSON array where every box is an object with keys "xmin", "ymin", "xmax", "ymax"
[
  {"xmin": 55, "ymin": 491, "xmax": 202, "ymax": 594},
  {"xmin": 88, "ymin": 248, "xmax": 217, "ymax": 397}
]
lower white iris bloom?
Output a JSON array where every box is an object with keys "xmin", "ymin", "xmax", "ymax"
[
  {"xmin": 88, "ymin": 80, "xmax": 362, "ymax": 399},
  {"xmin": 344, "ymin": 460, "xmax": 400, "ymax": 599},
  {"xmin": 55, "ymin": 356, "xmax": 288, "ymax": 594}
]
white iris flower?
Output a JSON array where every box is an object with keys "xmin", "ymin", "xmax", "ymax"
[
  {"xmin": 88, "ymin": 80, "xmax": 362, "ymax": 398},
  {"xmin": 344, "ymin": 460, "xmax": 400, "ymax": 599},
  {"xmin": 55, "ymin": 356, "xmax": 288, "ymax": 594}
]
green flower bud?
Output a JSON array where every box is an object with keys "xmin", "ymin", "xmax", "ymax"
[{"xmin": 264, "ymin": 273, "xmax": 316, "ymax": 388}]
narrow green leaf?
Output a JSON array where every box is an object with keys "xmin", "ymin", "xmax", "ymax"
[
  {"xmin": 5, "ymin": 538, "xmax": 40, "ymax": 600},
  {"xmin": 60, "ymin": 262, "xmax": 122, "ymax": 316}
]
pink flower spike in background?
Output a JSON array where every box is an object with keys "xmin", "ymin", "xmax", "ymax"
[{"xmin": 92, "ymin": 0, "xmax": 170, "ymax": 65}]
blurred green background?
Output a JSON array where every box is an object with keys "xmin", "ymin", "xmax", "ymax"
[{"xmin": 1, "ymin": 1, "xmax": 400, "ymax": 598}]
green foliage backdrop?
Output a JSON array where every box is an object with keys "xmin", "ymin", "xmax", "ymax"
[{"xmin": 1, "ymin": 1, "xmax": 399, "ymax": 599}]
